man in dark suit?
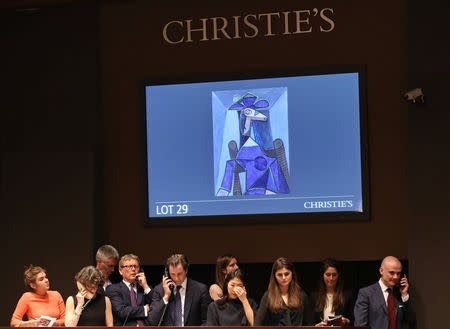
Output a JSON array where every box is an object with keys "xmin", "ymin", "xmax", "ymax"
[
  {"xmin": 106, "ymin": 254, "xmax": 153, "ymax": 326},
  {"xmin": 148, "ymin": 254, "xmax": 212, "ymax": 326},
  {"xmin": 354, "ymin": 256, "xmax": 416, "ymax": 329}
]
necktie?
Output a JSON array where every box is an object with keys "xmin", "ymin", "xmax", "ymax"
[
  {"xmin": 387, "ymin": 288, "xmax": 396, "ymax": 329},
  {"xmin": 130, "ymin": 283, "xmax": 144, "ymax": 327},
  {"xmin": 174, "ymin": 285, "xmax": 183, "ymax": 326}
]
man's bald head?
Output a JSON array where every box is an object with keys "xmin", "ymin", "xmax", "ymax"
[
  {"xmin": 379, "ymin": 256, "xmax": 402, "ymax": 288},
  {"xmin": 381, "ymin": 256, "xmax": 401, "ymax": 268}
]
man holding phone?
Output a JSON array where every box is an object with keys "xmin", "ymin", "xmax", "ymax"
[
  {"xmin": 106, "ymin": 254, "xmax": 153, "ymax": 326},
  {"xmin": 354, "ymin": 256, "xmax": 416, "ymax": 329},
  {"xmin": 148, "ymin": 254, "xmax": 212, "ymax": 326}
]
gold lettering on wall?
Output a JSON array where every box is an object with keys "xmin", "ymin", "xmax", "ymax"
[
  {"xmin": 162, "ymin": 20, "xmax": 184, "ymax": 44},
  {"xmin": 161, "ymin": 7, "xmax": 336, "ymax": 44},
  {"xmin": 320, "ymin": 8, "xmax": 335, "ymax": 32}
]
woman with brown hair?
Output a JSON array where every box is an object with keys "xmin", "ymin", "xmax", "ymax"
[
  {"xmin": 255, "ymin": 257, "xmax": 309, "ymax": 326},
  {"xmin": 10, "ymin": 265, "xmax": 65, "ymax": 327},
  {"xmin": 209, "ymin": 254, "xmax": 239, "ymax": 300},
  {"xmin": 309, "ymin": 258, "xmax": 353, "ymax": 326},
  {"xmin": 65, "ymin": 266, "xmax": 113, "ymax": 326}
]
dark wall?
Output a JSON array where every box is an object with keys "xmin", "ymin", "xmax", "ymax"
[
  {"xmin": 407, "ymin": 1, "xmax": 450, "ymax": 328},
  {"xmin": 1, "ymin": 3, "xmax": 99, "ymax": 325}
]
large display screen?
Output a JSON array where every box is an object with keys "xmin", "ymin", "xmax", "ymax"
[{"xmin": 143, "ymin": 67, "xmax": 369, "ymax": 225}]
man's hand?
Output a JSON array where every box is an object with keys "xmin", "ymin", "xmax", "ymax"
[
  {"xmin": 162, "ymin": 276, "xmax": 174, "ymax": 301},
  {"xmin": 400, "ymin": 274, "xmax": 409, "ymax": 296},
  {"xmin": 136, "ymin": 272, "xmax": 150, "ymax": 290}
]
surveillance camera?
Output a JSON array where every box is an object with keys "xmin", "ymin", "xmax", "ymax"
[{"xmin": 404, "ymin": 88, "xmax": 425, "ymax": 104}]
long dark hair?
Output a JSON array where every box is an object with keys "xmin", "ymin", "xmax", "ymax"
[
  {"xmin": 217, "ymin": 269, "xmax": 246, "ymax": 310},
  {"xmin": 267, "ymin": 257, "xmax": 302, "ymax": 313},
  {"xmin": 215, "ymin": 254, "xmax": 237, "ymax": 289},
  {"xmin": 315, "ymin": 258, "xmax": 345, "ymax": 313}
]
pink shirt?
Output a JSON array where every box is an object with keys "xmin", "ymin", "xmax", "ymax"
[{"xmin": 10, "ymin": 291, "xmax": 65, "ymax": 327}]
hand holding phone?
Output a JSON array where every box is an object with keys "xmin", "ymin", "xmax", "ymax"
[
  {"xmin": 135, "ymin": 272, "xmax": 150, "ymax": 290},
  {"xmin": 162, "ymin": 274, "xmax": 174, "ymax": 301},
  {"xmin": 164, "ymin": 267, "xmax": 175, "ymax": 290},
  {"xmin": 327, "ymin": 315, "xmax": 344, "ymax": 326},
  {"xmin": 399, "ymin": 274, "xmax": 409, "ymax": 296}
]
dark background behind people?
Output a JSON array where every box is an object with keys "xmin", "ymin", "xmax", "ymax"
[{"xmin": 1, "ymin": 1, "xmax": 449, "ymax": 328}]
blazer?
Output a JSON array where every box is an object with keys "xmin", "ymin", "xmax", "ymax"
[
  {"xmin": 148, "ymin": 278, "xmax": 212, "ymax": 326},
  {"xmin": 354, "ymin": 282, "xmax": 416, "ymax": 329},
  {"xmin": 106, "ymin": 281, "xmax": 153, "ymax": 326}
]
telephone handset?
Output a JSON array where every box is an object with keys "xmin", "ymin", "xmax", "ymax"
[
  {"xmin": 164, "ymin": 266, "xmax": 175, "ymax": 290},
  {"xmin": 398, "ymin": 273, "xmax": 407, "ymax": 288}
]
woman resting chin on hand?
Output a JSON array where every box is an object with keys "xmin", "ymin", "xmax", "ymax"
[{"xmin": 65, "ymin": 266, "xmax": 113, "ymax": 327}]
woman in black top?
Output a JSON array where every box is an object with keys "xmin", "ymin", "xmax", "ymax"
[
  {"xmin": 207, "ymin": 269, "xmax": 257, "ymax": 326},
  {"xmin": 309, "ymin": 258, "xmax": 353, "ymax": 326},
  {"xmin": 65, "ymin": 266, "xmax": 113, "ymax": 326},
  {"xmin": 255, "ymin": 257, "xmax": 309, "ymax": 326}
]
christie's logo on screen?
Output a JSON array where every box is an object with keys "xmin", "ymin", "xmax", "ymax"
[{"xmin": 304, "ymin": 200, "xmax": 353, "ymax": 209}]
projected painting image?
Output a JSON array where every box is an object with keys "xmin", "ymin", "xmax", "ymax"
[
  {"xmin": 213, "ymin": 87, "xmax": 290, "ymax": 197},
  {"xmin": 145, "ymin": 69, "xmax": 368, "ymax": 222}
]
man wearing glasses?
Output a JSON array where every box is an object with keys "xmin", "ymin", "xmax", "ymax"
[{"xmin": 106, "ymin": 254, "xmax": 153, "ymax": 326}]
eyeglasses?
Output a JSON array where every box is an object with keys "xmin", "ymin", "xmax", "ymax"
[{"xmin": 121, "ymin": 264, "xmax": 139, "ymax": 270}]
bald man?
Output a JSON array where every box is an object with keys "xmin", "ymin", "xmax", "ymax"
[{"xmin": 354, "ymin": 256, "xmax": 416, "ymax": 329}]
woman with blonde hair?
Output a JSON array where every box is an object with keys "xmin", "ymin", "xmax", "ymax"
[
  {"xmin": 255, "ymin": 257, "xmax": 310, "ymax": 326},
  {"xmin": 10, "ymin": 265, "xmax": 65, "ymax": 327}
]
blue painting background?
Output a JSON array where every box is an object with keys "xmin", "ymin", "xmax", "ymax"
[
  {"xmin": 212, "ymin": 87, "xmax": 289, "ymax": 194},
  {"xmin": 145, "ymin": 73, "xmax": 362, "ymax": 218}
]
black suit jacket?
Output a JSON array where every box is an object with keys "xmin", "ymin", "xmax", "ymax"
[
  {"xmin": 148, "ymin": 278, "xmax": 212, "ymax": 326},
  {"xmin": 308, "ymin": 290, "xmax": 355, "ymax": 325},
  {"xmin": 106, "ymin": 281, "xmax": 153, "ymax": 326},
  {"xmin": 354, "ymin": 282, "xmax": 416, "ymax": 329}
]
